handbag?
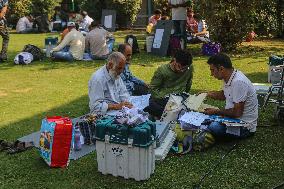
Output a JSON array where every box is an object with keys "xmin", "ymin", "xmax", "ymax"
[{"xmin": 202, "ymin": 42, "xmax": 221, "ymax": 56}]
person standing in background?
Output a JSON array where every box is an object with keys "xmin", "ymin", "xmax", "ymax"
[{"xmin": 0, "ymin": 0, "xmax": 9, "ymax": 62}]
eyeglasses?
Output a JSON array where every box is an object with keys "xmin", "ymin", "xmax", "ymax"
[{"xmin": 173, "ymin": 59, "xmax": 189, "ymax": 72}]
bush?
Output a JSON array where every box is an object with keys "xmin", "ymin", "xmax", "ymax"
[
  {"xmin": 195, "ymin": 1, "xmax": 257, "ymax": 52},
  {"xmin": 79, "ymin": 0, "xmax": 142, "ymax": 27},
  {"xmin": 7, "ymin": 0, "xmax": 59, "ymax": 27}
]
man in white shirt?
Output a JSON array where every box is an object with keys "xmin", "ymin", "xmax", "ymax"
[
  {"xmin": 51, "ymin": 22, "xmax": 85, "ymax": 61},
  {"xmin": 16, "ymin": 15, "xmax": 35, "ymax": 33},
  {"xmin": 79, "ymin": 11, "xmax": 93, "ymax": 32},
  {"xmin": 168, "ymin": 0, "xmax": 189, "ymax": 46},
  {"xmin": 88, "ymin": 52, "xmax": 133, "ymax": 115},
  {"xmin": 85, "ymin": 20, "xmax": 114, "ymax": 60},
  {"xmin": 204, "ymin": 53, "xmax": 258, "ymax": 140}
]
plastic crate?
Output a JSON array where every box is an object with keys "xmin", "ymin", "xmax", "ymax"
[{"xmin": 96, "ymin": 139, "xmax": 155, "ymax": 181}]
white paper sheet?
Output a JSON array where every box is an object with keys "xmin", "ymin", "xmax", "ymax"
[
  {"xmin": 179, "ymin": 111, "xmax": 209, "ymax": 127},
  {"xmin": 129, "ymin": 94, "xmax": 151, "ymax": 110},
  {"xmin": 153, "ymin": 29, "xmax": 164, "ymax": 49},
  {"xmin": 104, "ymin": 15, "xmax": 112, "ymax": 28}
]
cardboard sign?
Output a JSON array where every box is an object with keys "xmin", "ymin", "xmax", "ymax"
[
  {"xmin": 101, "ymin": 9, "xmax": 117, "ymax": 32},
  {"xmin": 151, "ymin": 20, "xmax": 173, "ymax": 56}
]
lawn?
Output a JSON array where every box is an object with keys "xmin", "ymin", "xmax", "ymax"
[{"xmin": 0, "ymin": 31, "xmax": 283, "ymax": 189}]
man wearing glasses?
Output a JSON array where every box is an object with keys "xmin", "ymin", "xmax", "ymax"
[{"xmin": 144, "ymin": 49, "xmax": 194, "ymax": 119}]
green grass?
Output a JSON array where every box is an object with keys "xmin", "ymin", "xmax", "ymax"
[{"xmin": 0, "ymin": 32, "xmax": 283, "ymax": 189}]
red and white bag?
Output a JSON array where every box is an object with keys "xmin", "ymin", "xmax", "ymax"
[{"xmin": 39, "ymin": 116, "xmax": 74, "ymax": 168}]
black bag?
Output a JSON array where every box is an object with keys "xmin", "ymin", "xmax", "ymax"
[
  {"xmin": 125, "ymin": 35, "xmax": 140, "ymax": 54},
  {"xmin": 22, "ymin": 44, "xmax": 44, "ymax": 61}
]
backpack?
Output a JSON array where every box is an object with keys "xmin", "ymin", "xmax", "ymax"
[
  {"xmin": 23, "ymin": 44, "xmax": 44, "ymax": 61},
  {"xmin": 125, "ymin": 35, "xmax": 140, "ymax": 54},
  {"xmin": 167, "ymin": 36, "xmax": 181, "ymax": 57}
]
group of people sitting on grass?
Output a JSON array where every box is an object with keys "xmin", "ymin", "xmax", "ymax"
[
  {"xmin": 88, "ymin": 48, "xmax": 258, "ymax": 143},
  {"xmin": 49, "ymin": 20, "xmax": 113, "ymax": 62},
  {"xmin": 147, "ymin": 7, "xmax": 210, "ymax": 43}
]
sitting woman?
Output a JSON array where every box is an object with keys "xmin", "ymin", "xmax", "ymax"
[
  {"xmin": 187, "ymin": 14, "xmax": 210, "ymax": 43},
  {"xmin": 146, "ymin": 9, "xmax": 162, "ymax": 34}
]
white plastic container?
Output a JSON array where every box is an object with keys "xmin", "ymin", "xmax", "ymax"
[
  {"xmin": 146, "ymin": 36, "xmax": 154, "ymax": 53},
  {"xmin": 268, "ymin": 65, "xmax": 284, "ymax": 83},
  {"xmin": 155, "ymin": 130, "xmax": 176, "ymax": 161},
  {"xmin": 96, "ymin": 139, "xmax": 155, "ymax": 181}
]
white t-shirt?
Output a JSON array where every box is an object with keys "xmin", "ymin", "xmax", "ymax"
[
  {"xmin": 16, "ymin": 17, "xmax": 33, "ymax": 33},
  {"xmin": 169, "ymin": 0, "xmax": 188, "ymax": 20},
  {"xmin": 223, "ymin": 70, "xmax": 258, "ymax": 132}
]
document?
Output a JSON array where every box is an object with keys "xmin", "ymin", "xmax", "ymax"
[
  {"xmin": 153, "ymin": 29, "xmax": 164, "ymax": 49},
  {"xmin": 104, "ymin": 15, "xmax": 112, "ymax": 28}
]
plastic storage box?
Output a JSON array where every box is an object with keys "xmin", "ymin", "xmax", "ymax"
[
  {"xmin": 95, "ymin": 116, "xmax": 156, "ymax": 181},
  {"xmin": 155, "ymin": 130, "xmax": 176, "ymax": 161}
]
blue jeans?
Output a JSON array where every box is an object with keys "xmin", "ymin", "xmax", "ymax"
[
  {"xmin": 207, "ymin": 121, "xmax": 254, "ymax": 140},
  {"xmin": 52, "ymin": 51, "xmax": 74, "ymax": 62}
]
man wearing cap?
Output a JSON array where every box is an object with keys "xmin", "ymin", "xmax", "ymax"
[
  {"xmin": 51, "ymin": 22, "xmax": 85, "ymax": 61},
  {"xmin": 0, "ymin": 0, "xmax": 9, "ymax": 62}
]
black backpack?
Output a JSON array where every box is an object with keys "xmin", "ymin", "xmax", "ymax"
[
  {"xmin": 23, "ymin": 44, "xmax": 44, "ymax": 61},
  {"xmin": 125, "ymin": 35, "xmax": 140, "ymax": 54}
]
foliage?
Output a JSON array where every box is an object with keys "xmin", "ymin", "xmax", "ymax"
[
  {"xmin": 7, "ymin": 0, "xmax": 60, "ymax": 26},
  {"xmin": 79, "ymin": 0, "xmax": 142, "ymax": 27},
  {"xmin": 195, "ymin": 1, "xmax": 258, "ymax": 51}
]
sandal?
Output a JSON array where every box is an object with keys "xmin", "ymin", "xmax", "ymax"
[
  {"xmin": 0, "ymin": 140, "xmax": 13, "ymax": 152},
  {"xmin": 6, "ymin": 140, "xmax": 34, "ymax": 154}
]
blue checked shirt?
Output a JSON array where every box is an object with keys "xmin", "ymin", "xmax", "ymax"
[{"xmin": 120, "ymin": 63, "xmax": 146, "ymax": 95}]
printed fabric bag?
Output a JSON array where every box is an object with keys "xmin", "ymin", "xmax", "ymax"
[
  {"xmin": 39, "ymin": 116, "xmax": 74, "ymax": 168},
  {"xmin": 160, "ymin": 93, "xmax": 189, "ymax": 125},
  {"xmin": 202, "ymin": 42, "xmax": 221, "ymax": 56}
]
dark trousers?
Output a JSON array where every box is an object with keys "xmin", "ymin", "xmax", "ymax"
[
  {"xmin": 132, "ymin": 84, "xmax": 149, "ymax": 96},
  {"xmin": 144, "ymin": 97, "xmax": 168, "ymax": 119}
]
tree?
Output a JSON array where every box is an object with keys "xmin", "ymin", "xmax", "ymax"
[{"xmin": 195, "ymin": 1, "xmax": 258, "ymax": 51}]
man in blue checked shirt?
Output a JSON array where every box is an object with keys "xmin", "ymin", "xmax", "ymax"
[
  {"xmin": 0, "ymin": 0, "xmax": 9, "ymax": 63},
  {"xmin": 118, "ymin": 43, "xmax": 149, "ymax": 96}
]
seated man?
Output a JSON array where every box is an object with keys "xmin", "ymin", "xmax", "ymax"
[
  {"xmin": 51, "ymin": 22, "xmax": 85, "ymax": 61},
  {"xmin": 79, "ymin": 11, "xmax": 94, "ymax": 32},
  {"xmin": 187, "ymin": 14, "xmax": 210, "ymax": 43},
  {"xmin": 16, "ymin": 15, "xmax": 35, "ymax": 33},
  {"xmin": 144, "ymin": 49, "xmax": 194, "ymax": 118},
  {"xmin": 85, "ymin": 21, "xmax": 114, "ymax": 60},
  {"xmin": 204, "ymin": 53, "xmax": 258, "ymax": 140},
  {"xmin": 88, "ymin": 52, "xmax": 133, "ymax": 115},
  {"xmin": 118, "ymin": 43, "xmax": 149, "ymax": 96}
]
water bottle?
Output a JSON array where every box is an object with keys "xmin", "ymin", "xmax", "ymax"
[
  {"xmin": 74, "ymin": 127, "xmax": 82, "ymax": 151},
  {"xmin": 46, "ymin": 41, "xmax": 52, "ymax": 58}
]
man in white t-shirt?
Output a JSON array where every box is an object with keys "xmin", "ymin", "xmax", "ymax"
[
  {"xmin": 204, "ymin": 53, "xmax": 258, "ymax": 140},
  {"xmin": 168, "ymin": 0, "xmax": 189, "ymax": 45},
  {"xmin": 80, "ymin": 11, "xmax": 94, "ymax": 32}
]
